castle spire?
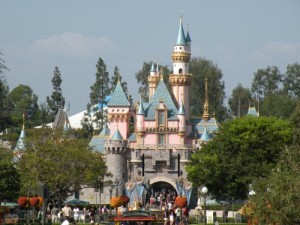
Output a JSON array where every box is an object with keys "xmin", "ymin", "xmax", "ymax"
[
  {"xmin": 202, "ymin": 77, "xmax": 210, "ymax": 121},
  {"xmin": 176, "ymin": 16, "xmax": 187, "ymax": 45}
]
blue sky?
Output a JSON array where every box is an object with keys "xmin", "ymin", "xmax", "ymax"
[{"xmin": 1, "ymin": 0, "xmax": 300, "ymax": 115}]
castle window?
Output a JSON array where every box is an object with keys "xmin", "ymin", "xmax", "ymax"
[
  {"xmin": 179, "ymin": 68, "xmax": 183, "ymax": 74},
  {"xmin": 158, "ymin": 134, "xmax": 165, "ymax": 145},
  {"xmin": 158, "ymin": 111, "xmax": 165, "ymax": 126}
]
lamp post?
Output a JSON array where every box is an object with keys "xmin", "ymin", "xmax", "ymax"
[
  {"xmin": 108, "ymin": 184, "xmax": 114, "ymax": 216},
  {"xmin": 201, "ymin": 186, "xmax": 208, "ymax": 225},
  {"xmin": 178, "ymin": 177, "xmax": 184, "ymax": 222},
  {"xmin": 114, "ymin": 179, "xmax": 119, "ymax": 197}
]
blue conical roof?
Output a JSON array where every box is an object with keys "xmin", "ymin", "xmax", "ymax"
[
  {"xmin": 247, "ymin": 106, "xmax": 259, "ymax": 117},
  {"xmin": 176, "ymin": 17, "xmax": 187, "ymax": 45},
  {"xmin": 178, "ymin": 100, "xmax": 186, "ymax": 115},
  {"xmin": 150, "ymin": 62, "xmax": 155, "ymax": 72},
  {"xmin": 111, "ymin": 128, "xmax": 123, "ymax": 141},
  {"xmin": 107, "ymin": 81, "xmax": 130, "ymax": 107},
  {"xmin": 137, "ymin": 97, "xmax": 145, "ymax": 115},
  {"xmin": 15, "ymin": 129, "xmax": 26, "ymax": 151},
  {"xmin": 200, "ymin": 126, "xmax": 211, "ymax": 142},
  {"xmin": 186, "ymin": 30, "xmax": 191, "ymax": 43}
]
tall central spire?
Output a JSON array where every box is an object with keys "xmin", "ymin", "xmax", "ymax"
[{"xmin": 202, "ymin": 77, "xmax": 210, "ymax": 121}]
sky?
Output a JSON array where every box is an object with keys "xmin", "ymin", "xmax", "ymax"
[{"xmin": 1, "ymin": 0, "xmax": 300, "ymax": 115}]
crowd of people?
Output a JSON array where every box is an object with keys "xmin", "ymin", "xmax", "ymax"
[{"xmin": 50, "ymin": 204, "xmax": 109, "ymax": 225}]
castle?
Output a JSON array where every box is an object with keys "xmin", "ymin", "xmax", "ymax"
[{"xmin": 85, "ymin": 17, "xmax": 219, "ymax": 206}]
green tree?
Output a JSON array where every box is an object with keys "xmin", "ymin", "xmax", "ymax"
[
  {"xmin": 251, "ymin": 144, "xmax": 300, "ymax": 225},
  {"xmin": 228, "ymin": 83, "xmax": 252, "ymax": 118},
  {"xmin": 0, "ymin": 78, "xmax": 13, "ymax": 131},
  {"xmin": 259, "ymin": 91, "xmax": 297, "ymax": 119},
  {"xmin": 135, "ymin": 61, "xmax": 170, "ymax": 102},
  {"xmin": 85, "ymin": 58, "xmax": 111, "ymax": 133},
  {"xmin": 0, "ymin": 50, "xmax": 9, "ymax": 76},
  {"xmin": 186, "ymin": 116, "xmax": 292, "ymax": 200},
  {"xmin": 283, "ymin": 62, "xmax": 300, "ymax": 97},
  {"xmin": 46, "ymin": 66, "xmax": 65, "ymax": 119},
  {"xmin": 8, "ymin": 85, "xmax": 39, "ymax": 128},
  {"xmin": 189, "ymin": 57, "xmax": 229, "ymax": 122},
  {"xmin": 251, "ymin": 66, "xmax": 283, "ymax": 99},
  {"xmin": 0, "ymin": 147, "xmax": 20, "ymax": 202},
  {"xmin": 0, "ymin": 51, "xmax": 12, "ymax": 131},
  {"xmin": 16, "ymin": 128, "xmax": 107, "ymax": 204}
]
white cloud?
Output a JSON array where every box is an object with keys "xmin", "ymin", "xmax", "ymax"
[{"xmin": 31, "ymin": 33, "xmax": 116, "ymax": 56}]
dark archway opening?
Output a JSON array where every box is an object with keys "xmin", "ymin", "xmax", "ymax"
[{"xmin": 148, "ymin": 182, "xmax": 178, "ymax": 207}]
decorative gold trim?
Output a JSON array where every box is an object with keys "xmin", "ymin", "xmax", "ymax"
[
  {"xmin": 172, "ymin": 52, "xmax": 191, "ymax": 62},
  {"xmin": 169, "ymin": 74, "xmax": 192, "ymax": 86}
]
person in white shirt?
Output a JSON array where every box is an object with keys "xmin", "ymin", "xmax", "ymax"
[{"xmin": 73, "ymin": 206, "xmax": 80, "ymax": 222}]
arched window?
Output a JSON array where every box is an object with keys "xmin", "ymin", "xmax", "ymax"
[{"xmin": 179, "ymin": 68, "xmax": 183, "ymax": 74}]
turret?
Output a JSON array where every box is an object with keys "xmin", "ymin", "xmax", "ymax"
[
  {"xmin": 136, "ymin": 97, "xmax": 145, "ymax": 137},
  {"xmin": 177, "ymin": 100, "xmax": 186, "ymax": 140},
  {"xmin": 104, "ymin": 127, "xmax": 127, "ymax": 198},
  {"xmin": 148, "ymin": 62, "xmax": 160, "ymax": 99},
  {"xmin": 169, "ymin": 17, "xmax": 192, "ymax": 119},
  {"xmin": 107, "ymin": 80, "xmax": 131, "ymax": 140}
]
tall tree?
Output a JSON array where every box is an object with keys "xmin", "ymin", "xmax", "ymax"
[
  {"xmin": 46, "ymin": 66, "xmax": 65, "ymax": 119},
  {"xmin": 259, "ymin": 91, "xmax": 296, "ymax": 119},
  {"xmin": 0, "ymin": 146, "xmax": 20, "ymax": 202},
  {"xmin": 186, "ymin": 116, "xmax": 292, "ymax": 200},
  {"xmin": 0, "ymin": 50, "xmax": 9, "ymax": 76},
  {"xmin": 8, "ymin": 85, "xmax": 39, "ymax": 128},
  {"xmin": 283, "ymin": 62, "xmax": 300, "ymax": 97},
  {"xmin": 251, "ymin": 66, "xmax": 283, "ymax": 99},
  {"xmin": 0, "ymin": 78, "xmax": 12, "ymax": 131},
  {"xmin": 16, "ymin": 128, "xmax": 107, "ymax": 204},
  {"xmin": 0, "ymin": 50, "xmax": 12, "ymax": 131},
  {"xmin": 228, "ymin": 83, "xmax": 252, "ymax": 118},
  {"xmin": 189, "ymin": 57, "xmax": 229, "ymax": 122},
  {"xmin": 85, "ymin": 58, "xmax": 110, "ymax": 132}
]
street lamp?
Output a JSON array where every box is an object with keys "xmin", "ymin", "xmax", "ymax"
[
  {"xmin": 177, "ymin": 177, "xmax": 184, "ymax": 222},
  {"xmin": 108, "ymin": 183, "xmax": 114, "ymax": 216},
  {"xmin": 114, "ymin": 179, "xmax": 119, "ymax": 197},
  {"xmin": 201, "ymin": 186, "xmax": 208, "ymax": 225}
]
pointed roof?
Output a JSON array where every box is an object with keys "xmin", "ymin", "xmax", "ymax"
[
  {"xmin": 111, "ymin": 128, "xmax": 123, "ymax": 141},
  {"xmin": 247, "ymin": 106, "xmax": 259, "ymax": 117},
  {"xmin": 144, "ymin": 79, "xmax": 178, "ymax": 120},
  {"xmin": 88, "ymin": 125, "xmax": 110, "ymax": 154},
  {"xmin": 107, "ymin": 81, "xmax": 130, "ymax": 107},
  {"xmin": 186, "ymin": 30, "xmax": 191, "ymax": 43},
  {"xmin": 178, "ymin": 100, "xmax": 186, "ymax": 115},
  {"xmin": 137, "ymin": 97, "xmax": 145, "ymax": 115},
  {"xmin": 15, "ymin": 114, "xmax": 26, "ymax": 151},
  {"xmin": 150, "ymin": 62, "xmax": 155, "ymax": 72},
  {"xmin": 14, "ymin": 129, "xmax": 26, "ymax": 151},
  {"xmin": 200, "ymin": 126, "xmax": 211, "ymax": 142},
  {"xmin": 176, "ymin": 17, "xmax": 187, "ymax": 46}
]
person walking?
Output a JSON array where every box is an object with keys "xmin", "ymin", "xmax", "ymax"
[
  {"xmin": 163, "ymin": 207, "xmax": 169, "ymax": 225},
  {"xmin": 73, "ymin": 206, "xmax": 80, "ymax": 223},
  {"xmin": 51, "ymin": 205, "xmax": 59, "ymax": 223},
  {"xmin": 62, "ymin": 204, "xmax": 73, "ymax": 220}
]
